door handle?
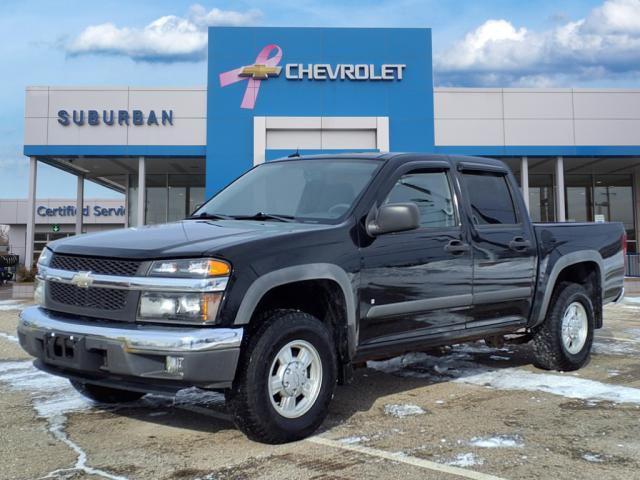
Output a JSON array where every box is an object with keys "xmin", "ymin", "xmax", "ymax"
[
  {"xmin": 444, "ymin": 239, "xmax": 470, "ymax": 254},
  {"xmin": 509, "ymin": 236, "xmax": 532, "ymax": 251}
]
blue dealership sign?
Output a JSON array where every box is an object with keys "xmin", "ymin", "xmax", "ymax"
[{"xmin": 206, "ymin": 27, "xmax": 435, "ymax": 196}]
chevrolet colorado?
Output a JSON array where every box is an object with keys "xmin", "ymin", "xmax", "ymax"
[{"xmin": 18, "ymin": 153, "xmax": 625, "ymax": 443}]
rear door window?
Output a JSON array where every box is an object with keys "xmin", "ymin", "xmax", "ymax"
[{"xmin": 462, "ymin": 172, "xmax": 518, "ymax": 225}]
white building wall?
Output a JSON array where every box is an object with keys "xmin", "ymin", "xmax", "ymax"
[
  {"xmin": 26, "ymin": 86, "xmax": 640, "ymax": 149},
  {"xmin": 434, "ymin": 88, "xmax": 640, "ymax": 146},
  {"xmin": 24, "ymin": 87, "xmax": 207, "ymax": 147}
]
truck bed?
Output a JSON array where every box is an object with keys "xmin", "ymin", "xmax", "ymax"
[{"xmin": 530, "ymin": 221, "xmax": 626, "ymax": 326}]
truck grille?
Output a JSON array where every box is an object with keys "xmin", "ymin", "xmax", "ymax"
[
  {"xmin": 49, "ymin": 282, "xmax": 128, "ymax": 311},
  {"xmin": 50, "ymin": 254, "xmax": 141, "ymax": 277}
]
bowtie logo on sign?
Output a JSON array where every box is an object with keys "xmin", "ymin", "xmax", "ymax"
[{"xmin": 219, "ymin": 44, "xmax": 283, "ymax": 109}]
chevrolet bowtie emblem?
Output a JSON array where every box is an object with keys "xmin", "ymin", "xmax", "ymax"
[
  {"xmin": 239, "ymin": 64, "xmax": 282, "ymax": 80},
  {"xmin": 71, "ymin": 271, "xmax": 94, "ymax": 289}
]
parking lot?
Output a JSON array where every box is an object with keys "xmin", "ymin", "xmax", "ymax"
[{"xmin": 1, "ymin": 289, "xmax": 639, "ymax": 480}]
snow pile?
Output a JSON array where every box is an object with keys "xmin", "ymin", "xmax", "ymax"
[
  {"xmin": 593, "ymin": 338, "xmax": 640, "ymax": 356},
  {"xmin": 0, "ymin": 300, "xmax": 29, "ymax": 311},
  {"xmin": 469, "ymin": 435, "xmax": 524, "ymax": 448},
  {"xmin": 339, "ymin": 435, "xmax": 370, "ymax": 444},
  {"xmin": 383, "ymin": 403, "xmax": 426, "ymax": 418},
  {"xmin": 455, "ymin": 368, "xmax": 640, "ymax": 404},
  {"xmin": 627, "ymin": 328, "xmax": 640, "ymax": 340},
  {"xmin": 446, "ymin": 452, "xmax": 483, "ymax": 467},
  {"xmin": 582, "ymin": 453, "xmax": 604, "ymax": 463},
  {"xmin": 0, "ymin": 332, "xmax": 18, "ymax": 343},
  {"xmin": 145, "ymin": 386, "xmax": 225, "ymax": 409}
]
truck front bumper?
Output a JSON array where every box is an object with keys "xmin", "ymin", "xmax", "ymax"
[{"xmin": 18, "ymin": 306, "xmax": 243, "ymax": 392}]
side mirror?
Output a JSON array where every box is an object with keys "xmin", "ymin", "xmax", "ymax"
[{"xmin": 367, "ymin": 202, "xmax": 420, "ymax": 236}]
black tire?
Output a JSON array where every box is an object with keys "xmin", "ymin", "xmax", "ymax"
[
  {"xmin": 70, "ymin": 380, "xmax": 145, "ymax": 403},
  {"xmin": 226, "ymin": 309, "xmax": 337, "ymax": 444},
  {"xmin": 532, "ymin": 282, "xmax": 595, "ymax": 371}
]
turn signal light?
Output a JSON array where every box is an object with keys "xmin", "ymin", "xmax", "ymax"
[{"xmin": 207, "ymin": 259, "xmax": 231, "ymax": 277}]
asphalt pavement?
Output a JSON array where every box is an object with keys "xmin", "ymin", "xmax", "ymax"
[{"xmin": 1, "ymin": 295, "xmax": 639, "ymax": 480}]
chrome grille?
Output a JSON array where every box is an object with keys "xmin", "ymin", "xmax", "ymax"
[
  {"xmin": 49, "ymin": 282, "xmax": 127, "ymax": 311},
  {"xmin": 50, "ymin": 254, "xmax": 140, "ymax": 277}
]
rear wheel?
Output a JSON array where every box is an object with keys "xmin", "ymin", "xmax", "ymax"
[
  {"xmin": 70, "ymin": 380, "xmax": 145, "ymax": 403},
  {"xmin": 532, "ymin": 282, "xmax": 595, "ymax": 371},
  {"xmin": 226, "ymin": 309, "xmax": 337, "ymax": 444}
]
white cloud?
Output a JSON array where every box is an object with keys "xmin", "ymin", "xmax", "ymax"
[
  {"xmin": 435, "ymin": 0, "xmax": 640, "ymax": 86},
  {"xmin": 66, "ymin": 4, "xmax": 261, "ymax": 62}
]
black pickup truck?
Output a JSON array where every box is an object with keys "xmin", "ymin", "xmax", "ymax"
[{"xmin": 18, "ymin": 153, "xmax": 625, "ymax": 443}]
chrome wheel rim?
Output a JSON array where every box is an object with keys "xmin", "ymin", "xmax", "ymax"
[
  {"xmin": 268, "ymin": 340, "xmax": 322, "ymax": 419},
  {"xmin": 561, "ymin": 301, "xmax": 588, "ymax": 354}
]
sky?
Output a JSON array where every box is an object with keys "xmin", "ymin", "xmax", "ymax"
[{"xmin": 2, "ymin": 0, "xmax": 639, "ymax": 200}]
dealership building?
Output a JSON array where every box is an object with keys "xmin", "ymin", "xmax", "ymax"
[{"xmin": 20, "ymin": 27, "xmax": 640, "ymax": 270}]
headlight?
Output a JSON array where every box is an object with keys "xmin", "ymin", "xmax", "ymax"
[
  {"xmin": 138, "ymin": 291, "xmax": 222, "ymax": 324},
  {"xmin": 37, "ymin": 248, "xmax": 52, "ymax": 268},
  {"xmin": 148, "ymin": 258, "xmax": 230, "ymax": 278}
]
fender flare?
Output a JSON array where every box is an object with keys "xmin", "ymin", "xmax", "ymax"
[
  {"xmin": 233, "ymin": 263, "xmax": 358, "ymax": 358},
  {"xmin": 536, "ymin": 250, "xmax": 604, "ymax": 325}
]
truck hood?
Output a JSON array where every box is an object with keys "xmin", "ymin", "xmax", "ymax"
[{"xmin": 49, "ymin": 219, "xmax": 328, "ymax": 259}]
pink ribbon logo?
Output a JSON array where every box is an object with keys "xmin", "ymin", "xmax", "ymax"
[{"xmin": 219, "ymin": 44, "xmax": 283, "ymax": 109}]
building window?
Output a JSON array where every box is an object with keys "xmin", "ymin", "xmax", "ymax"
[
  {"xmin": 565, "ymin": 173, "xmax": 635, "ymax": 253},
  {"xmin": 528, "ymin": 174, "xmax": 555, "ymax": 223},
  {"xmin": 594, "ymin": 174, "xmax": 635, "ymax": 253},
  {"xmin": 127, "ymin": 172, "xmax": 206, "ymax": 226}
]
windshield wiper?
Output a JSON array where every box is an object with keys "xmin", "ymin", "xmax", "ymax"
[
  {"xmin": 186, "ymin": 212, "xmax": 234, "ymax": 220},
  {"xmin": 232, "ymin": 212, "xmax": 296, "ymax": 222}
]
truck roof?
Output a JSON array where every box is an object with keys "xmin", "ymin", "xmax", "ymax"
[{"xmin": 269, "ymin": 152, "xmax": 508, "ymax": 170}]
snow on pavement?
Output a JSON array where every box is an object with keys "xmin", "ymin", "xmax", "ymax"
[
  {"xmin": 383, "ymin": 403, "xmax": 427, "ymax": 418},
  {"xmin": 368, "ymin": 346, "xmax": 640, "ymax": 405},
  {"xmin": 446, "ymin": 452, "xmax": 484, "ymax": 467},
  {"xmin": 0, "ymin": 334, "xmax": 225, "ymax": 479},
  {"xmin": 456, "ymin": 368, "xmax": 640, "ymax": 404},
  {"xmin": 0, "ymin": 331, "xmax": 18, "ymax": 342},
  {"xmin": 0, "ymin": 360, "xmax": 126, "ymax": 479},
  {"xmin": 0, "ymin": 299, "xmax": 29, "ymax": 311},
  {"xmin": 469, "ymin": 435, "xmax": 524, "ymax": 448},
  {"xmin": 339, "ymin": 435, "xmax": 371, "ymax": 444}
]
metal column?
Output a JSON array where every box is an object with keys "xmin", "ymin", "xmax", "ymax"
[
  {"xmin": 75, "ymin": 175, "xmax": 84, "ymax": 235},
  {"xmin": 25, "ymin": 157, "xmax": 37, "ymax": 269},
  {"xmin": 521, "ymin": 156, "xmax": 530, "ymax": 212},
  {"xmin": 137, "ymin": 156, "xmax": 146, "ymax": 227},
  {"xmin": 555, "ymin": 156, "xmax": 566, "ymax": 221},
  {"xmin": 124, "ymin": 174, "xmax": 130, "ymax": 228}
]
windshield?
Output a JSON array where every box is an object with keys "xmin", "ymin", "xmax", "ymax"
[{"xmin": 193, "ymin": 159, "xmax": 381, "ymax": 223}]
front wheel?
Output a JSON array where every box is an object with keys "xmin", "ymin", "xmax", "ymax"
[
  {"xmin": 70, "ymin": 380, "xmax": 145, "ymax": 403},
  {"xmin": 532, "ymin": 282, "xmax": 595, "ymax": 371},
  {"xmin": 226, "ymin": 310, "xmax": 337, "ymax": 444}
]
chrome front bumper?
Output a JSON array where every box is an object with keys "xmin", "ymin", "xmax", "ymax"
[{"xmin": 18, "ymin": 306, "xmax": 243, "ymax": 390}]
